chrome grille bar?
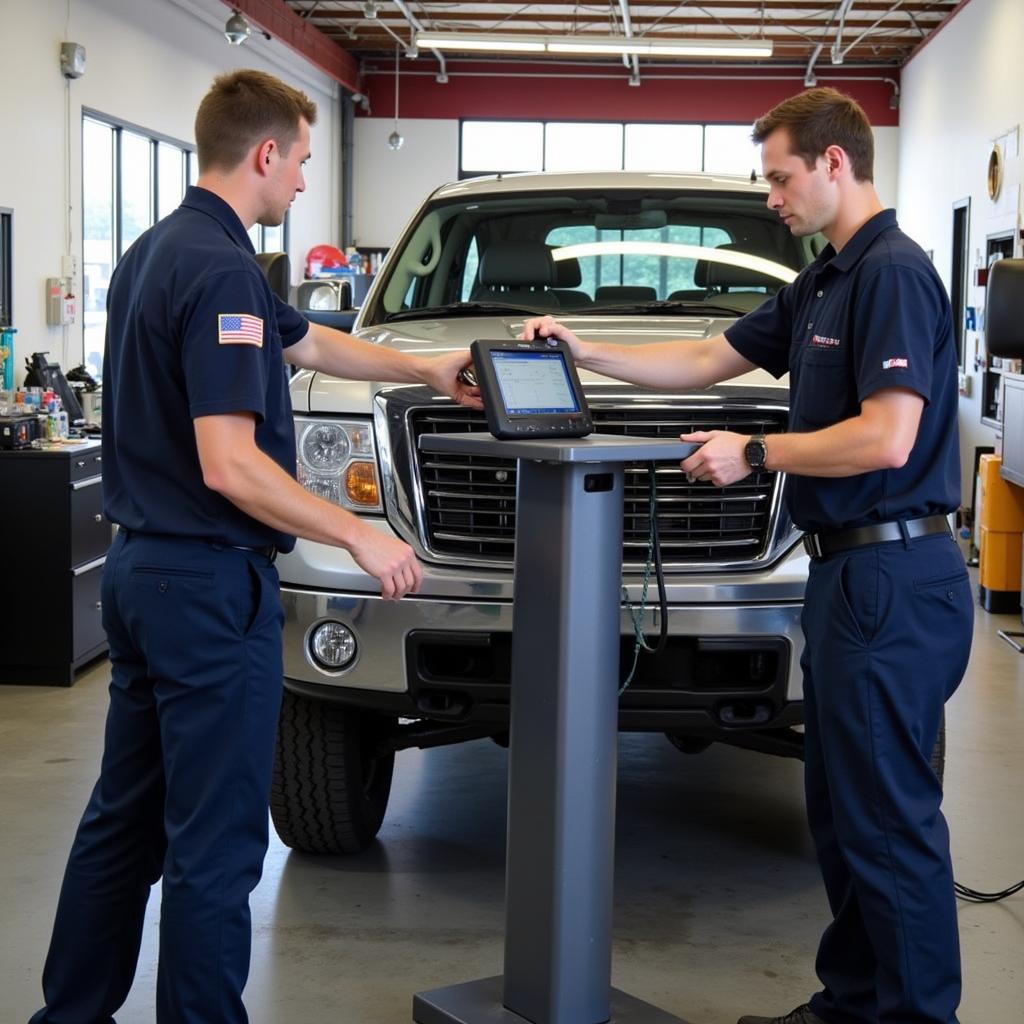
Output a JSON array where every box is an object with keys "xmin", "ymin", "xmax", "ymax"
[{"xmin": 409, "ymin": 405, "xmax": 786, "ymax": 565}]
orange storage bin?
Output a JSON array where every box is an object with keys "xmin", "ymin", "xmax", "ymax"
[
  {"xmin": 979, "ymin": 454, "xmax": 1024, "ymax": 532},
  {"xmin": 979, "ymin": 526, "xmax": 1022, "ymax": 593}
]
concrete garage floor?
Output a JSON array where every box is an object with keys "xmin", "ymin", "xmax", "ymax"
[{"xmin": 2, "ymin": 598, "xmax": 1022, "ymax": 1024}]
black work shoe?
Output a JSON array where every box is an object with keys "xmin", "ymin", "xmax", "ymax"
[{"xmin": 737, "ymin": 1004, "xmax": 826, "ymax": 1024}]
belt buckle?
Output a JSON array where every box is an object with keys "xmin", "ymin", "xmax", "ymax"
[{"xmin": 803, "ymin": 533, "xmax": 823, "ymax": 559}]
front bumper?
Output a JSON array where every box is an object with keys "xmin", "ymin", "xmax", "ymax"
[{"xmin": 278, "ymin": 532, "xmax": 809, "ymax": 735}]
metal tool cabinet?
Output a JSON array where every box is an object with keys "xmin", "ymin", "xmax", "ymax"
[{"xmin": 0, "ymin": 441, "xmax": 110, "ymax": 685}]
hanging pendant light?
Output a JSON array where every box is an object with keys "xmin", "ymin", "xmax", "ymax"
[{"xmin": 387, "ymin": 44, "xmax": 404, "ymax": 151}]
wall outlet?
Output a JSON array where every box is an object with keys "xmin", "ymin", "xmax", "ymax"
[
  {"xmin": 61, "ymin": 253, "xmax": 78, "ymax": 279},
  {"xmin": 958, "ymin": 371, "xmax": 972, "ymax": 397}
]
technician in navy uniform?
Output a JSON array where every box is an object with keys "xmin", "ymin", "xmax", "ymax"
[
  {"xmin": 30, "ymin": 70, "xmax": 478, "ymax": 1024},
  {"xmin": 524, "ymin": 88, "xmax": 972, "ymax": 1024}
]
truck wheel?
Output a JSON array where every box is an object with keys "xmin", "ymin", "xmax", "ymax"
[{"xmin": 271, "ymin": 689, "xmax": 395, "ymax": 854}]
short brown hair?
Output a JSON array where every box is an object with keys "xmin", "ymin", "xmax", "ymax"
[
  {"xmin": 195, "ymin": 69, "xmax": 317, "ymax": 173},
  {"xmin": 752, "ymin": 87, "xmax": 874, "ymax": 183}
]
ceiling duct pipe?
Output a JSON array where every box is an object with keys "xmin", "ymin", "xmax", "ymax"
[
  {"xmin": 831, "ymin": 0, "xmax": 856, "ymax": 65},
  {"xmin": 392, "ymin": 0, "xmax": 447, "ymax": 82},
  {"xmin": 618, "ymin": 1, "xmax": 641, "ymax": 87}
]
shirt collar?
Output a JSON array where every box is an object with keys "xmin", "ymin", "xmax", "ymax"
[
  {"xmin": 812, "ymin": 208, "xmax": 897, "ymax": 275},
  {"xmin": 180, "ymin": 185, "xmax": 256, "ymax": 255}
]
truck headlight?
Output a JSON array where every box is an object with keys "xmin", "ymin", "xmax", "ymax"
[{"xmin": 295, "ymin": 417, "xmax": 383, "ymax": 512}]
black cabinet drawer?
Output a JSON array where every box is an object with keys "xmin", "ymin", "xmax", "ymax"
[
  {"xmin": 69, "ymin": 449, "xmax": 104, "ymax": 483},
  {"xmin": 72, "ymin": 560, "xmax": 107, "ymax": 661},
  {"xmin": 70, "ymin": 477, "xmax": 110, "ymax": 566}
]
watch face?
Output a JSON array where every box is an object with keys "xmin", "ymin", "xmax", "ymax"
[{"xmin": 745, "ymin": 438, "xmax": 766, "ymax": 468}]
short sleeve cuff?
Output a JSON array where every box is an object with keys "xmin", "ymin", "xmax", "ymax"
[
  {"xmin": 281, "ymin": 315, "xmax": 309, "ymax": 349},
  {"xmin": 858, "ymin": 372, "xmax": 931, "ymax": 405},
  {"xmin": 190, "ymin": 395, "xmax": 267, "ymax": 423}
]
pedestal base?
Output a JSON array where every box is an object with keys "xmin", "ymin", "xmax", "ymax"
[{"xmin": 413, "ymin": 976, "xmax": 694, "ymax": 1024}]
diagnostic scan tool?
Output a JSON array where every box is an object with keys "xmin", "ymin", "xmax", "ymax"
[{"xmin": 470, "ymin": 337, "xmax": 593, "ymax": 440}]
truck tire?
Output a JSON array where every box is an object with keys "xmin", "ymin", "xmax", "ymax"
[{"xmin": 271, "ymin": 689, "xmax": 395, "ymax": 854}]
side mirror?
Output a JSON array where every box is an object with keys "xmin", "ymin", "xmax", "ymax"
[{"xmin": 985, "ymin": 257, "xmax": 1024, "ymax": 358}]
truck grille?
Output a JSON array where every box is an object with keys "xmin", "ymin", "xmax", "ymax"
[{"xmin": 409, "ymin": 406, "xmax": 786, "ymax": 565}]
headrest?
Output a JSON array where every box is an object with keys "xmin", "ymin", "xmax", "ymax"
[
  {"xmin": 595, "ymin": 285, "xmax": 657, "ymax": 302},
  {"xmin": 552, "ymin": 254, "xmax": 582, "ymax": 288},
  {"xmin": 479, "ymin": 242, "xmax": 555, "ymax": 288},
  {"xmin": 695, "ymin": 242, "xmax": 778, "ymax": 290},
  {"xmin": 986, "ymin": 258, "xmax": 1024, "ymax": 358},
  {"xmin": 255, "ymin": 251, "xmax": 291, "ymax": 303}
]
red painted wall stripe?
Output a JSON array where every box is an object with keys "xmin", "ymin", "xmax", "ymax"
[{"xmin": 358, "ymin": 62, "xmax": 899, "ymax": 126}]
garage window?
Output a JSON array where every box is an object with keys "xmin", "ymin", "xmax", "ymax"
[
  {"xmin": 81, "ymin": 113, "xmax": 286, "ymax": 377},
  {"xmin": 460, "ymin": 120, "xmax": 758, "ymax": 178}
]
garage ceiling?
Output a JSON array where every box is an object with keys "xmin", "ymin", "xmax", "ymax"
[{"xmin": 278, "ymin": 1, "xmax": 962, "ymax": 68}]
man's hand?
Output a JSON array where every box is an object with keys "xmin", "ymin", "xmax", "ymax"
[
  {"xmin": 420, "ymin": 349, "xmax": 482, "ymax": 409},
  {"xmin": 519, "ymin": 315, "xmax": 586, "ymax": 361},
  {"xmin": 346, "ymin": 520, "xmax": 423, "ymax": 600},
  {"xmin": 680, "ymin": 431, "xmax": 752, "ymax": 486}
]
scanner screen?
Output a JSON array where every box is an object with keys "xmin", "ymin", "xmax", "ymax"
[{"xmin": 491, "ymin": 350, "xmax": 580, "ymax": 415}]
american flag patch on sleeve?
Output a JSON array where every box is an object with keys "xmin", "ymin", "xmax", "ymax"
[{"xmin": 218, "ymin": 313, "xmax": 264, "ymax": 347}]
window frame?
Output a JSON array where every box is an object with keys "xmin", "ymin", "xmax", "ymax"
[
  {"xmin": 0, "ymin": 207, "xmax": 12, "ymax": 329},
  {"xmin": 459, "ymin": 118, "xmax": 758, "ymax": 179}
]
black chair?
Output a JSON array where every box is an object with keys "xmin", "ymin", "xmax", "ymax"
[
  {"xmin": 473, "ymin": 241, "xmax": 560, "ymax": 310},
  {"xmin": 255, "ymin": 251, "xmax": 290, "ymax": 303},
  {"xmin": 693, "ymin": 242, "xmax": 782, "ymax": 312},
  {"xmin": 594, "ymin": 285, "xmax": 657, "ymax": 303},
  {"xmin": 549, "ymin": 254, "xmax": 590, "ymax": 308}
]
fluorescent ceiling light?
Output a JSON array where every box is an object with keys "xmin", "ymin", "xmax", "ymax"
[
  {"xmin": 551, "ymin": 242, "xmax": 797, "ymax": 284},
  {"xmin": 415, "ymin": 33, "xmax": 546, "ymax": 54},
  {"xmin": 415, "ymin": 32, "xmax": 772, "ymax": 59},
  {"xmin": 548, "ymin": 38, "xmax": 772, "ymax": 58}
]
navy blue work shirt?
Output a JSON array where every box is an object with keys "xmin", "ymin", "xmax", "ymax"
[
  {"xmin": 102, "ymin": 186, "xmax": 309, "ymax": 553},
  {"xmin": 725, "ymin": 209, "xmax": 960, "ymax": 533}
]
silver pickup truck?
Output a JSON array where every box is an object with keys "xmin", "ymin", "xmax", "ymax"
[{"xmin": 271, "ymin": 170, "xmax": 823, "ymax": 854}]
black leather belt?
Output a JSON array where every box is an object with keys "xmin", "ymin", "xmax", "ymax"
[
  {"xmin": 119, "ymin": 530, "xmax": 277, "ymax": 563},
  {"xmin": 233, "ymin": 544, "xmax": 278, "ymax": 563},
  {"xmin": 802, "ymin": 513, "xmax": 951, "ymax": 559}
]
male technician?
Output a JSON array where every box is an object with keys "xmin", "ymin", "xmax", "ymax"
[
  {"xmin": 523, "ymin": 88, "xmax": 973, "ymax": 1024},
  {"xmin": 30, "ymin": 69, "xmax": 477, "ymax": 1024}
]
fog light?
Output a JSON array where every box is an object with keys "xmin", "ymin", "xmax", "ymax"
[{"xmin": 310, "ymin": 621, "xmax": 357, "ymax": 670}]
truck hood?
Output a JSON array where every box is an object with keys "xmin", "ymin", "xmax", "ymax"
[{"xmin": 297, "ymin": 314, "xmax": 787, "ymax": 415}]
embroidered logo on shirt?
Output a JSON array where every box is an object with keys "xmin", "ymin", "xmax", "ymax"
[
  {"xmin": 810, "ymin": 333, "xmax": 841, "ymax": 348},
  {"xmin": 882, "ymin": 357, "xmax": 909, "ymax": 369},
  {"xmin": 218, "ymin": 313, "xmax": 264, "ymax": 347}
]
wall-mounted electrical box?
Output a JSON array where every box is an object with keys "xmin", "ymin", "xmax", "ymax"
[{"xmin": 45, "ymin": 277, "xmax": 76, "ymax": 326}]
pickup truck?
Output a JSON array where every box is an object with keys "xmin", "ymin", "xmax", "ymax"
[{"xmin": 270, "ymin": 170, "xmax": 889, "ymax": 854}]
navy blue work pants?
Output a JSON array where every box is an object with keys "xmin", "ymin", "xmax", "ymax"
[
  {"xmin": 802, "ymin": 532, "xmax": 973, "ymax": 1024},
  {"xmin": 30, "ymin": 530, "xmax": 284, "ymax": 1024}
]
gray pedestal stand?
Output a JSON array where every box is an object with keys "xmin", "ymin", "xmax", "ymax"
[{"xmin": 413, "ymin": 433, "xmax": 699, "ymax": 1024}]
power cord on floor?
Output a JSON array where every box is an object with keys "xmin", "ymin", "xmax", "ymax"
[
  {"xmin": 617, "ymin": 463, "xmax": 1023, "ymax": 904},
  {"xmin": 621, "ymin": 462, "xmax": 667, "ymax": 694},
  {"xmin": 954, "ymin": 879, "xmax": 1024, "ymax": 903}
]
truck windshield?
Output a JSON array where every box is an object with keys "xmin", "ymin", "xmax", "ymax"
[{"xmin": 365, "ymin": 188, "xmax": 809, "ymax": 325}]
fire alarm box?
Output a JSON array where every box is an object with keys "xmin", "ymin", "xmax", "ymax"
[{"xmin": 46, "ymin": 277, "xmax": 76, "ymax": 326}]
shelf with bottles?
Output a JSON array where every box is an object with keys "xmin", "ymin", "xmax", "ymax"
[{"xmin": 353, "ymin": 246, "xmax": 389, "ymax": 277}]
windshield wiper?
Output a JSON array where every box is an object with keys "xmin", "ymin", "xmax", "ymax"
[
  {"xmin": 384, "ymin": 301, "xmax": 543, "ymax": 323},
  {"xmin": 578, "ymin": 300, "xmax": 748, "ymax": 317}
]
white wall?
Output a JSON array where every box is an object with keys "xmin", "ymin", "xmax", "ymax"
[
  {"xmin": 352, "ymin": 118, "xmax": 459, "ymax": 248},
  {"xmin": 351, "ymin": 118, "xmax": 900, "ymax": 250},
  {"xmin": 873, "ymin": 127, "xmax": 899, "ymax": 212},
  {"xmin": 0, "ymin": 0, "xmax": 342, "ymax": 384},
  {"xmin": 897, "ymin": 0, "xmax": 1024, "ymax": 500}
]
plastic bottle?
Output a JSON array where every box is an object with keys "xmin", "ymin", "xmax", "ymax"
[{"xmin": 0, "ymin": 327, "xmax": 15, "ymax": 391}]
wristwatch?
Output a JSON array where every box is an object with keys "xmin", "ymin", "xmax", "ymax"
[{"xmin": 744, "ymin": 433, "xmax": 768, "ymax": 471}]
